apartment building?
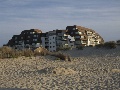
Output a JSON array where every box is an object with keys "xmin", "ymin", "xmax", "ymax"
[
  {"xmin": 7, "ymin": 25, "xmax": 104, "ymax": 51},
  {"xmin": 41, "ymin": 30, "xmax": 74, "ymax": 52},
  {"xmin": 7, "ymin": 29, "xmax": 42, "ymax": 50},
  {"xmin": 66, "ymin": 25, "xmax": 104, "ymax": 47}
]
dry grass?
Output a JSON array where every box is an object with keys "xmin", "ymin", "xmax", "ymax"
[
  {"xmin": 34, "ymin": 47, "xmax": 50, "ymax": 56},
  {"xmin": 0, "ymin": 46, "xmax": 34, "ymax": 58}
]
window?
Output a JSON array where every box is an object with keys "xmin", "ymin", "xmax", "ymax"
[
  {"xmin": 50, "ymin": 42, "xmax": 51, "ymax": 44},
  {"xmin": 75, "ymin": 36, "xmax": 80, "ymax": 38},
  {"xmin": 75, "ymin": 32, "xmax": 79, "ymax": 34},
  {"xmin": 27, "ymin": 40, "xmax": 29, "ymax": 42},
  {"xmin": 30, "ymin": 32, "xmax": 35, "ymax": 34},
  {"xmin": 34, "ymin": 35, "xmax": 38, "ymax": 37},
  {"xmin": 33, "ymin": 39, "xmax": 37, "ymax": 41},
  {"xmin": 76, "ymin": 41, "xmax": 80, "ymax": 43},
  {"xmin": 73, "ymin": 28, "xmax": 75, "ymax": 30},
  {"xmin": 50, "ymin": 46, "xmax": 51, "ymax": 48},
  {"xmin": 30, "ymin": 32, "xmax": 33, "ymax": 34},
  {"xmin": 28, "ymin": 36, "xmax": 30, "ymax": 38},
  {"xmin": 53, "ymin": 37, "xmax": 54, "ymax": 39},
  {"xmin": 15, "ymin": 37, "xmax": 17, "ymax": 40},
  {"xmin": 32, "ymin": 43, "xmax": 35, "ymax": 45},
  {"xmin": 53, "ymin": 46, "xmax": 55, "ymax": 47}
]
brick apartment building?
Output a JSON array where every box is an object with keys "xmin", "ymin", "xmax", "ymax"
[{"xmin": 7, "ymin": 25, "xmax": 104, "ymax": 51}]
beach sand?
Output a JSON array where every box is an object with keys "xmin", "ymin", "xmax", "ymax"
[{"xmin": 0, "ymin": 46, "xmax": 120, "ymax": 90}]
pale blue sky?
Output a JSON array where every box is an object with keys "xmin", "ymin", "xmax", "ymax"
[{"xmin": 0, "ymin": 0, "xmax": 120, "ymax": 46}]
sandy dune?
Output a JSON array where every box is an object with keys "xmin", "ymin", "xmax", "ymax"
[{"xmin": 0, "ymin": 46, "xmax": 120, "ymax": 90}]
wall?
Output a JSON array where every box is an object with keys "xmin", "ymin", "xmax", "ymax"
[{"xmin": 48, "ymin": 35, "xmax": 56, "ymax": 52}]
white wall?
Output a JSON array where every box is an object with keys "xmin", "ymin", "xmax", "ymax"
[
  {"xmin": 49, "ymin": 35, "xmax": 56, "ymax": 52},
  {"xmin": 68, "ymin": 35, "xmax": 75, "ymax": 41}
]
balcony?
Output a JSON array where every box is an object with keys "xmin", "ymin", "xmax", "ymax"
[
  {"xmin": 81, "ymin": 41, "xmax": 87, "ymax": 44},
  {"xmin": 64, "ymin": 34, "xmax": 67, "ymax": 36}
]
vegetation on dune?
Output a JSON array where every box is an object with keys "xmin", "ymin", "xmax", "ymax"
[
  {"xmin": 76, "ymin": 45, "xmax": 84, "ymax": 50},
  {"xmin": 0, "ymin": 46, "xmax": 34, "ymax": 58},
  {"xmin": 95, "ymin": 41, "xmax": 117, "ymax": 49},
  {"xmin": 103, "ymin": 41, "xmax": 116, "ymax": 49},
  {"xmin": 0, "ymin": 46, "xmax": 71, "ymax": 61},
  {"xmin": 56, "ymin": 47, "xmax": 72, "ymax": 51}
]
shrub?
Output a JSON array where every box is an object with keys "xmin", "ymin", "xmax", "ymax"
[
  {"xmin": 76, "ymin": 45, "xmax": 84, "ymax": 50},
  {"xmin": 0, "ymin": 46, "xmax": 21, "ymax": 58},
  {"xmin": 95, "ymin": 44, "xmax": 104, "ymax": 49},
  {"xmin": 89, "ymin": 45, "xmax": 94, "ymax": 47},
  {"xmin": 56, "ymin": 47, "xmax": 71, "ymax": 51},
  {"xmin": 104, "ymin": 41, "xmax": 116, "ymax": 49},
  {"xmin": 34, "ymin": 47, "xmax": 49, "ymax": 56},
  {"xmin": 9, "ymin": 50, "xmax": 21, "ymax": 58},
  {"xmin": 0, "ymin": 46, "xmax": 12, "ymax": 58},
  {"xmin": 22, "ymin": 49, "xmax": 34, "ymax": 57}
]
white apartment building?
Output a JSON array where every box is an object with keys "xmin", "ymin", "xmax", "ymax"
[{"xmin": 41, "ymin": 30, "xmax": 74, "ymax": 52}]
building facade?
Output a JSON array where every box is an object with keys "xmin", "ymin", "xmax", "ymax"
[
  {"xmin": 66, "ymin": 25, "xmax": 104, "ymax": 47},
  {"xmin": 41, "ymin": 30, "xmax": 74, "ymax": 52},
  {"xmin": 7, "ymin": 25, "xmax": 104, "ymax": 51},
  {"xmin": 7, "ymin": 29, "xmax": 42, "ymax": 50}
]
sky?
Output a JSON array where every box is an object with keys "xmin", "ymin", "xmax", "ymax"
[{"xmin": 0, "ymin": 0, "xmax": 120, "ymax": 46}]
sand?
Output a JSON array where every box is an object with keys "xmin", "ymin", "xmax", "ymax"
[{"xmin": 0, "ymin": 46, "xmax": 120, "ymax": 90}]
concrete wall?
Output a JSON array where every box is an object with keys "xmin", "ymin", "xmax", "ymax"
[{"xmin": 49, "ymin": 35, "xmax": 56, "ymax": 52}]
